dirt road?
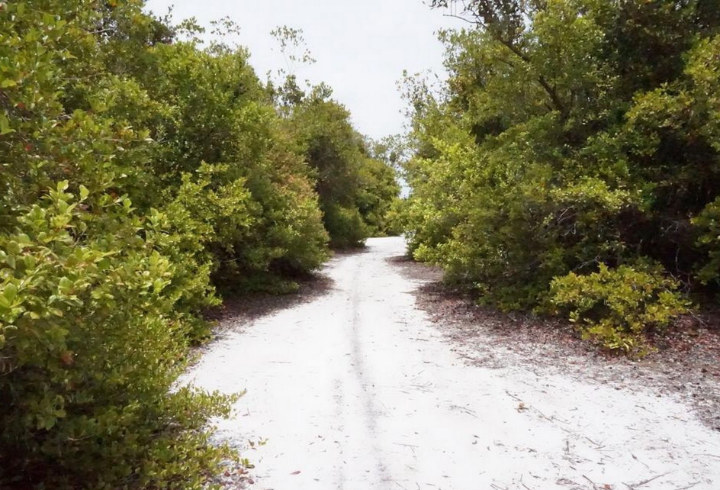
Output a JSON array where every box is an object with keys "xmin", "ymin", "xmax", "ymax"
[{"xmin": 184, "ymin": 237, "xmax": 720, "ymax": 489}]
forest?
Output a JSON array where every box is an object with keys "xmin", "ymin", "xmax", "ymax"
[
  {"xmin": 0, "ymin": 0, "xmax": 397, "ymax": 487},
  {"xmin": 402, "ymin": 0, "xmax": 720, "ymax": 354}
]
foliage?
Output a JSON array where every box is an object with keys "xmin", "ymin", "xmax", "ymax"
[
  {"xmin": 280, "ymin": 87, "xmax": 400, "ymax": 247},
  {"xmin": 356, "ymin": 158, "xmax": 401, "ymax": 236},
  {"xmin": 0, "ymin": 184, "xmax": 235, "ymax": 488},
  {"xmin": 693, "ymin": 197, "xmax": 720, "ymax": 288},
  {"xmin": 108, "ymin": 36, "xmax": 331, "ymax": 287},
  {"xmin": 402, "ymin": 0, "xmax": 720, "ymax": 343},
  {"xmin": 0, "ymin": 0, "xmax": 390, "ymax": 487},
  {"xmin": 549, "ymin": 264, "xmax": 690, "ymax": 354},
  {"xmin": 322, "ymin": 203, "xmax": 369, "ymax": 249}
]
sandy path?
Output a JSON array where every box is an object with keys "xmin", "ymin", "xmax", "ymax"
[{"xmin": 184, "ymin": 237, "xmax": 720, "ymax": 489}]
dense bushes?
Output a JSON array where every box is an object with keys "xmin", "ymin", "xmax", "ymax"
[
  {"xmin": 402, "ymin": 0, "xmax": 720, "ymax": 351},
  {"xmin": 0, "ymin": 0, "xmax": 396, "ymax": 487},
  {"xmin": 0, "ymin": 184, "xmax": 234, "ymax": 488},
  {"xmin": 280, "ymin": 85, "xmax": 401, "ymax": 247},
  {"xmin": 548, "ymin": 264, "xmax": 690, "ymax": 354}
]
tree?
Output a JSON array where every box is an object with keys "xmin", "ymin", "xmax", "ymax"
[
  {"xmin": 403, "ymin": 0, "xmax": 720, "ymax": 351},
  {"xmin": 281, "ymin": 86, "xmax": 399, "ymax": 247}
]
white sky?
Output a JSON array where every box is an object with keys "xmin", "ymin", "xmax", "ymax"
[{"xmin": 143, "ymin": 0, "xmax": 464, "ymax": 140}]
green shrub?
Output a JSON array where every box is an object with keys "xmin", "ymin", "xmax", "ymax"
[
  {"xmin": 283, "ymin": 88, "xmax": 398, "ymax": 247},
  {"xmin": 693, "ymin": 197, "xmax": 720, "ymax": 288},
  {"xmin": 356, "ymin": 158, "xmax": 402, "ymax": 236},
  {"xmin": 549, "ymin": 263, "xmax": 690, "ymax": 354},
  {"xmin": 0, "ymin": 184, "xmax": 235, "ymax": 488},
  {"xmin": 401, "ymin": 1, "xmax": 720, "ymax": 343},
  {"xmin": 323, "ymin": 204, "xmax": 369, "ymax": 248}
]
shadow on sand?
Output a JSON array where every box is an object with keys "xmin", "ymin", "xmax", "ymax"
[
  {"xmin": 212, "ymin": 273, "xmax": 336, "ymax": 328},
  {"xmin": 328, "ymin": 245, "xmax": 371, "ymax": 259},
  {"xmin": 208, "ymin": 247, "xmax": 373, "ymax": 331},
  {"xmin": 385, "ymin": 254, "xmax": 444, "ymax": 283}
]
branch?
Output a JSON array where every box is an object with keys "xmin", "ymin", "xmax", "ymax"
[
  {"xmin": 491, "ymin": 36, "xmax": 568, "ymax": 118},
  {"xmin": 441, "ymin": 13, "xmax": 478, "ymax": 25},
  {"xmin": 441, "ymin": 6, "xmax": 569, "ymax": 119}
]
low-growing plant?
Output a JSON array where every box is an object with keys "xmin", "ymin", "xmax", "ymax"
[{"xmin": 548, "ymin": 263, "xmax": 691, "ymax": 354}]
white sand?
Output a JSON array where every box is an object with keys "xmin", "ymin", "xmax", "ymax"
[{"xmin": 184, "ymin": 237, "xmax": 720, "ymax": 489}]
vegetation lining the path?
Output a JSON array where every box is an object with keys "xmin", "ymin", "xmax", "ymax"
[
  {"xmin": 401, "ymin": 0, "xmax": 720, "ymax": 354},
  {"xmin": 0, "ymin": 1, "xmax": 397, "ymax": 487}
]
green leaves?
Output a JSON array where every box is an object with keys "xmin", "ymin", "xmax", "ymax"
[
  {"xmin": 692, "ymin": 197, "xmax": 720, "ymax": 286},
  {"xmin": 549, "ymin": 263, "xmax": 691, "ymax": 355},
  {"xmin": 0, "ymin": 112, "xmax": 14, "ymax": 135},
  {"xmin": 286, "ymin": 91, "xmax": 397, "ymax": 248},
  {"xmin": 402, "ymin": 0, "xmax": 719, "ymax": 346},
  {"xmin": 79, "ymin": 184, "xmax": 89, "ymax": 201},
  {"xmin": 0, "ymin": 187, "xmax": 236, "ymax": 488},
  {"xmin": 3, "ymin": 282, "xmax": 18, "ymax": 304},
  {"xmin": 0, "ymin": 0, "xmax": 383, "ymax": 486}
]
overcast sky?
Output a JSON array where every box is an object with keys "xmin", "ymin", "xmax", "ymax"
[{"xmin": 143, "ymin": 0, "xmax": 465, "ymax": 140}]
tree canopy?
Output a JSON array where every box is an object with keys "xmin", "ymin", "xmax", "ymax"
[
  {"xmin": 401, "ymin": 0, "xmax": 720, "ymax": 353},
  {"xmin": 276, "ymin": 82, "xmax": 401, "ymax": 247}
]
